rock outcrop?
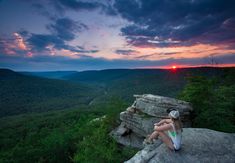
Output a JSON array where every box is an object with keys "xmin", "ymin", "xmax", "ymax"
[
  {"xmin": 125, "ymin": 128, "xmax": 235, "ymax": 163},
  {"xmin": 110, "ymin": 94, "xmax": 235, "ymax": 163},
  {"xmin": 110, "ymin": 94, "xmax": 193, "ymax": 149}
]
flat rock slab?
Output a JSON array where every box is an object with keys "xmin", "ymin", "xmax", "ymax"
[
  {"xmin": 134, "ymin": 94, "xmax": 193, "ymax": 117},
  {"xmin": 125, "ymin": 128, "xmax": 235, "ymax": 163}
]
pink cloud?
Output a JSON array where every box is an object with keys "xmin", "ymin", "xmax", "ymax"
[{"xmin": 13, "ymin": 32, "xmax": 27, "ymax": 50}]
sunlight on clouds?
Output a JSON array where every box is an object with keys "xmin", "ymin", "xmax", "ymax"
[
  {"xmin": 13, "ymin": 32, "xmax": 27, "ymax": 50},
  {"xmin": 125, "ymin": 44, "xmax": 235, "ymax": 61},
  {"xmin": 79, "ymin": 43, "xmax": 235, "ymax": 61},
  {"xmin": 55, "ymin": 49, "xmax": 78, "ymax": 58}
]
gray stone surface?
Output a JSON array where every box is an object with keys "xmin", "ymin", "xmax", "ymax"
[
  {"xmin": 110, "ymin": 128, "xmax": 144, "ymax": 149},
  {"xmin": 115, "ymin": 122, "xmax": 130, "ymax": 136},
  {"xmin": 120, "ymin": 111, "xmax": 161, "ymax": 137},
  {"xmin": 125, "ymin": 128, "xmax": 235, "ymax": 163},
  {"xmin": 110, "ymin": 94, "xmax": 194, "ymax": 149},
  {"xmin": 134, "ymin": 94, "xmax": 193, "ymax": 117},
  {"xmin": 111, "ymin": 94, "xmax": 235, "ymax": 162},
  {"xmin": 125, "ymin": 140, "xmax": 163, "ymax": 163}
]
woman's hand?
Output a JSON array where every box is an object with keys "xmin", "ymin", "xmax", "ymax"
[
  {"xmin": 154, "ymin": 125, "xmax": 158, "ymax": 131},
  {"xmin": 154, "ymin": 122, "xmax": 160, "ymax": 126}
]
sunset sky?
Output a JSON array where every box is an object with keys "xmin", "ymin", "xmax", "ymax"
[{"xmin": 0, "ymin": 0, "xmax": 235, "ymax": 71}]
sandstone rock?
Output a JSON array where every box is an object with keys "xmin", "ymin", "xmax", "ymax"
[
  {"xmin": 125, "ymin": 140, "xmax": 163, "ymax": 163},
  {"xmin": 110, "ymin": 94, "xmax": 194, "ymax": 149},
  {"xmin": 133, "ymin": 94, "xmax": 193, "ymax": 117},
  {"xmin": 110, "ymin": 128, "xmax": 144, "ymax": 149},
  {"xmin": 111, "ymin": 94, "xmax": 235, "ymax": 162},
  {"xmin": 115, "ymin": 122, "xmax": 130, "ymax": 136},
  {"xmin": 120, "ymin": 111, "xmax": 161, "ymax": 137},
  {"xmin": 126, "ymin": 106, "xmax": 136, "ymax": 113},
  {"xmin": 125, "ymin": 128, "xmax": 235, "ymax": 163}
]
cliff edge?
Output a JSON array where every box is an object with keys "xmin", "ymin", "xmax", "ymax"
[
  {"xmin": 125, "ymin": 128, "xmax": 235, "ymax": 163},
  {"xmin": 110, "ymin": 94, "xmax": 235, "ymax": 163}
]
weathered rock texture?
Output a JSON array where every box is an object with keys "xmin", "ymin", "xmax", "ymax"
[
  {"xmin": 111, "ymin": 94, "xmax": 235, "ymax": 163},
  {"xmin": 110, "ymin": 94, "xmax": 193, "ymax": 149},
  {"xmin": 125, "ymin": 128, "xmax": 235, "ymax": 163}
]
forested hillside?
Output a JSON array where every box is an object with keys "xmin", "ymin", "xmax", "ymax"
[
  {"xmin": 0, "ymin": 69, "xmax": 100, "ymax": 117},
  {"xmin": 0, "ymin": 67, "xmax": 234, "ymax": 162},
  {"xmin": 179, "ymin": 68, "xmax": 235, "ymax": 132},
  {"xmin": 1, "ymin": 68, "xmax": 232, "ymax": 117},
  {"xmin": 65, "ymin": 67, "xmax": 229, "ymax": 102},
  {"xmin": 0, "ymin": 99, "xmax": 137, "ymax": 162}
]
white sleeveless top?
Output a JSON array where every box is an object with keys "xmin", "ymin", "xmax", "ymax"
[{"xmin": 167, "ymin": 123, "xmax": 182, "ymax": 150}]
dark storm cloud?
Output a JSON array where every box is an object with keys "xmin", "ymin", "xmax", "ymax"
[
  {"xmin": 24, "ymin": 17, "xmax": 97, "ymax": 54},
  {"xmin": 31, "ymin": 0, "xmax": 101, "ymax": 17},
  {"xmin": 57, "ymin": 0, "xmax": 101, "ymax": 11},
  {"xmin": 47, "ymin": 18, "xmax": 88, "ymax": 41},
  {"xmin": 102, "ymin": 3, "xmax": 118, "ymax": 16},
  {"xmin": 114, "ymin": 0, "xmax": 235, "ymax": 47},
  {"xmin": 34, "ymin": 0, "xmax": 118, "ymax": 17},
  {"xmin": 27, "ymin": 33, "xmax": 98, "ymax": 54},
  {"xmin": 27, "ymin": 34, "xmax": 64, "ymax": 51},
  {"xmin": 18, "ymin": 30, "xmax": 30, "ymax": 37},
  {"xmin": 115, "ymin": 49, "xmax": 139, "ymax": 55},
  {"xmin": 55, "ymin": 0, "xmax": 118, "ymax": 16}
]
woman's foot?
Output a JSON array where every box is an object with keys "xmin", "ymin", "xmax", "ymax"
[
  {"xmin": 143, "ymin": 139, "xmax": 153, "ymax": 145},
  {"xmin": 143, "ymin": 135, "xmax": 154, "ymax": 144}
]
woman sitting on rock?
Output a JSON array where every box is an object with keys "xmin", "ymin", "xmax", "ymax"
[{"xmin": 144, "ymin": 110, "xmax": 183, "ymax": 151}]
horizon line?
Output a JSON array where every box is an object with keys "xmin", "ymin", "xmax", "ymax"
[{"xmin": 1, "ymin": 65, "xmax": 235, "ymax": 73}]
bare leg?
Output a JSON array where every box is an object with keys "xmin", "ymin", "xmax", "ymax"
[
  {"xmin": 143, "ymin": 131, "xmax": 159, "ymax": 144},
  {"xmin": 148, "ymin": 131, "xmax": 159, "ymax": 141},
  {"xmin": 158, "ymin": 131, "xmax": 174, "ymax": 150},
  {"xmin": 146, "ymin": 124, "xmax": 163, "ymax": 141}
]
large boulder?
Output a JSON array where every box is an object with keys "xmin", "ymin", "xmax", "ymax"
[
  {"xmin": 119, "ymin": 111, "xmax": 161, "ymax": 137},
  {"xmin": 110, "ymin": 94, "xmax": 193, "ymax": 149},
  {"xmin": 133, "ymin": 94, "xmax": 192, "ymax": 123},
  {"xmin": 125, "ymin": 128, "xmax": 235, "ymax": 163}
]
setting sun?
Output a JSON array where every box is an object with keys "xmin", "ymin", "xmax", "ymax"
[{"xmin": 172, "ymin": 66, "xmax": 177, "ymax": 69}]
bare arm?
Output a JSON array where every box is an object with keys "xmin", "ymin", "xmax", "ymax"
[
  {"xmin": 154, "ymin": 123, "xmax": 172, "ymax": 131},
  {"xmin": 154, "ymin": 119, "xmax": 171, "ymax": 126}
]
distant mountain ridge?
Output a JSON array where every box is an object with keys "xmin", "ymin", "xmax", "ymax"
[
  {"xmin": 64, "ymin": 67, "xmax": 226, "ymax": 82},
  {"xmin": 1, "ymin": 67, "xmax": 234, "ymax": 117},
  {"xmin": 63, "ymin": 67, "xmax": 231, "ymax": 102},
  {"xmin": 18, "ymin": 67, "xmax": 232, "ymax": 82}
]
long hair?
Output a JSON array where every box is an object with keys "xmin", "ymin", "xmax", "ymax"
[{"xmin": 172, "ymin": 117, "xmax": 183, "ymax": 132}]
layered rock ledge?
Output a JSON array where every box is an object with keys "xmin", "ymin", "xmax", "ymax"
[
  {"xmin": 110, "ymin": 94, "xmax": 193, "ymax": 148},
  {"xmin": 110, "ymin": 94, "xmax": 235, "ymax": 163}
]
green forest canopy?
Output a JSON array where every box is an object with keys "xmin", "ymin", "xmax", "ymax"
[{"xmin": 0, "ymin": 67, "xmax": 234, "ymax": 162}]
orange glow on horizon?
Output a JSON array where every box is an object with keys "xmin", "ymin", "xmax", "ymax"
[{"xmin": 137, "ymin": 63, "xmax": 235, "ymax": 69}]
